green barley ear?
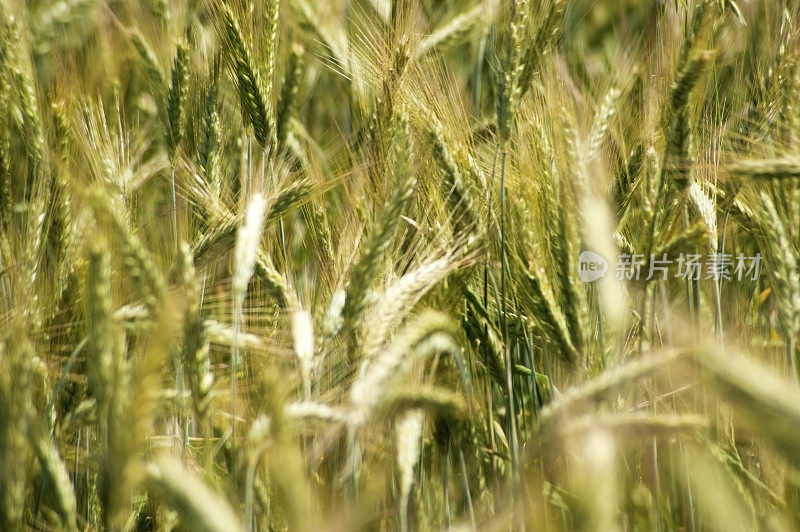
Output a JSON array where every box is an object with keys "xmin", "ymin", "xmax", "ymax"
[
  {"xmin": 85, "ymin": 241, "xmax": 132, "ymax": 529},
  {"xmin": 369, "ymin": 41, "xmax": 410, "ymax": 153},
  {"xmin": 382, "ymin": 386, "xmax": 468, "ymax": 423},
  {"xmin": 28, "ymin": 418, "xmax": 78, "ymax": 531},
  {"xmin": 462, "ymin": 286, "xmax": 507, "ymax": 386},
  {"xmin": 670, "ymin": 50, "xmax": 714, "ymax": 114},
  {"xmin": 519, "ymin": 0, "xmax": 566, "ymax": 96},
  {"xmin": 0, "ymin": 334, "xmax": 34, "ymax": 531},
  {"xmin": 199, "ymin": 57, "xmax": 221, "ymax": 193},
  {"xmin": 652, "ymin": 220, "xmax": 709, "ymax": 258},
  {"xmin": 427, "ymin": 118, "xmax": 482, "ymax": 237},
  {"xmin": 0, "ymin": 55, "xmax": 11, "ymax": 228},
  {"xmin": 586, "ymin": 87, "xmax": 621, "ymax": 160},
  {"xmin": 165, "ymin": 42, "xmax": 189, "ymax": 161},
  {"xmin": 759, "ymin": 192, "xmax": 800, "ymax": 382},
  {"xmin": 264, "ymin": 0, "xmax": 281, "ymax": 115},
  {"xmin": 525, "ymin": 266, "xmax": 580, "ymax": 365},
  {"xmin": 415, "ymin": 1, "xmax": 492, "ymax": 58},
  {"xmin": 47, "ymin": 101, "xmax": 73, "ymax": 267},
  {"xmin": 85, "ymin": 241, "xmax": 115, "ymax": 417},
  {"xmin": 219, "ymin": 2, "xmax": 274, "ymax": 150},
  {"xmin": 341, "ymin": 111, "xmax": 416, "ymax": 342},
  {"xmin": 276, "ymin": 43, "xmax": 305, "ymax": 150},
  {"xmin": 13, "ymin": 67, "xmax": 46, "ymax": 188},
  {"xmin": 496, "ymin": 0, "xmax": 527, "ymax": 143},
  {"xmin": 88, "ymin": 191, "xmax": 167, "ymax": 315},
  {"xmin": 131, "ymin": 30, "xmax": 165, "ymax": 91},
  {"xmin": 663, "ymin": 50, "xmax": 713, "ymax": 188},
  {"xmin": 177, "ymin": 243, "xmax": 213, "ymax": 426}
]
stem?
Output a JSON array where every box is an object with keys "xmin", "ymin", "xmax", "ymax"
[
  {"xmin": 170, "ymin": 165, "xmax": 178, "ymax": 250},
  {"xmin": 499, "ymin": 148, "xmax": 509, "ymax": 342},
  {"xmin": 789, "ymin": 337, "xmax": 799, "ymax": 385},
  {"xmin": 458, "ymin": 448, "xmax": 476, "ymax": 531},
  {"xmin": 232, "ymin": 291, "xmax": 242, "ymax": 460}
]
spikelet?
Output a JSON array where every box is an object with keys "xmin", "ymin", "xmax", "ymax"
[
  {"xmin": 28, "ymin": 418, "xmax": 78, "ymax": 531},
  {"xmin": 554, "ymin": 120, "xmax": 588, "ymax": 356},
  {"xmin": 382, "ymin": 386, "xmax": 467, "ymax": 421},
  {"xmin": 205, "ymin": 319, "xmax": 267, "ymax": 351},
  {"xmin": 525, "ymin": 266, "xmax": 579, "ymax": 364},
  {"xmin": 193, "ymin": 181, "xmax": 309, "ymax": 269},
  {"xmin": 255, "ymin": 253, "xmax": 296, "ymax": 308},
  {"xmin": 86, "ymin": 242, "xmax": 114, "ymax": 412},
  {"xmin": 496, "ymin": 0, "xmax": 528, "ymax": 142},
  {"xmin": 586, "ymin": 87, "xmax": 620, "ymax": 160},
  {"xmin": 45, "ymin": 101, "xmax": 73, "ymax": 269},
  {"xmin": 276, "ymin": 43, "xmax": 305, "ymax": 149},
  {"xmin": 561, "ymin": 413, "xmax": 709, "ymax": 441},
  {"xmin": 427, "ymin": 117, "xmax": 482, "ymax": 237},
  {"xmin": 415, "ymin": 0, "xmax": 495, "ymax": 58},
  {"xmin": 652, "ymin": 221, "xmax": 709, "ymax": 258},
  {"xmin": 342, "ymin": 112, "xmax": 416, "ymax": 340},
  {"xmin": 178, "ymin": 244, "xmax": 213, "ymax": 424},
  {"xmin": 13, "ymin": 67, "xmax": 45, "ymax": 183},
  {"xmin": 264, "ymin": 0, "xmax": 281, "ymax": 119},
  {"xmin": 231, "ymin": 192, "xmax": 268, "ymax": 432},
  {"xmin": 368, "ymin": 42, "xmax": 409, "ymax": 160},
  {"xmin": 0, "ymin": 55, "xmax": 10, "ymax": 227},
  {"xmin": 663, "ymin": 51, "xmax": 714, "ymax": 188},
  {"xmin": 219, "ymin": 2, "xmax": 273, "ymax": 150},
  {"xmin": 131, "ymin": 30, "xmax": 164, "ymax": 90},
  {"xmin": 0, "ymin": 335, "xmax": 34, "ymax": 531},
  {"xmin": 165, "ymin": 42, "xmax": 189, "ymax": 161},
  {"xmin": 88, "ymin": 191, "xmax": 167, "ymax": 315},
  {"xmin": 463, "ymin": 287, "xmax": 507, "ymax": 386},
  {"xmin": 690, "ymin": 350, "xmax": 800, "ymax": 468},
  {"xmin": 538, "ymin": 348, "xmax": 687, "ymax": 427},
  {"xmin": 671, "ymin": 51, "xmax": 714, "ymax": 113},
  {"xmin": 760, "ymin": 192, "xmax": 800, "ymax": 379},
  {"xmin": 199, "ymin": 60, "xmax": 222, "ymax": 193}
]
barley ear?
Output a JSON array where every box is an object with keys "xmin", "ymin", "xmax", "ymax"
[
  {"xmin": 165, "ymin": 42, "xmax": 189, "ymax": 161},
  {"xmin": 342, "ymin": 111, "xmax": 416, "ymax": 342},
  {"xmin": 146, "ymin": 457, "xmax": 243, "ymax": 532},
  {"xmin": 276, "ymin": 43, "xmax": 305, "ymax": 150},
  {"xmin": 219, "ymin": 2, "xmax": 274, "ymax": 150},
  {"xmin": 178, "ymin": 243, "xmax": 213, "ymax": 426}
]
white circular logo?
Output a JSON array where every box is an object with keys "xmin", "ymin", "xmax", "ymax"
[{"xmin": 578, "ymin": 250, "xmax": 608, "ymax": 282}]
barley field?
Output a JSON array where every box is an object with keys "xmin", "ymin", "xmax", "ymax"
[{"xmin": 4, "ymin": 0, "xmax": 800, "ymax": 530}]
